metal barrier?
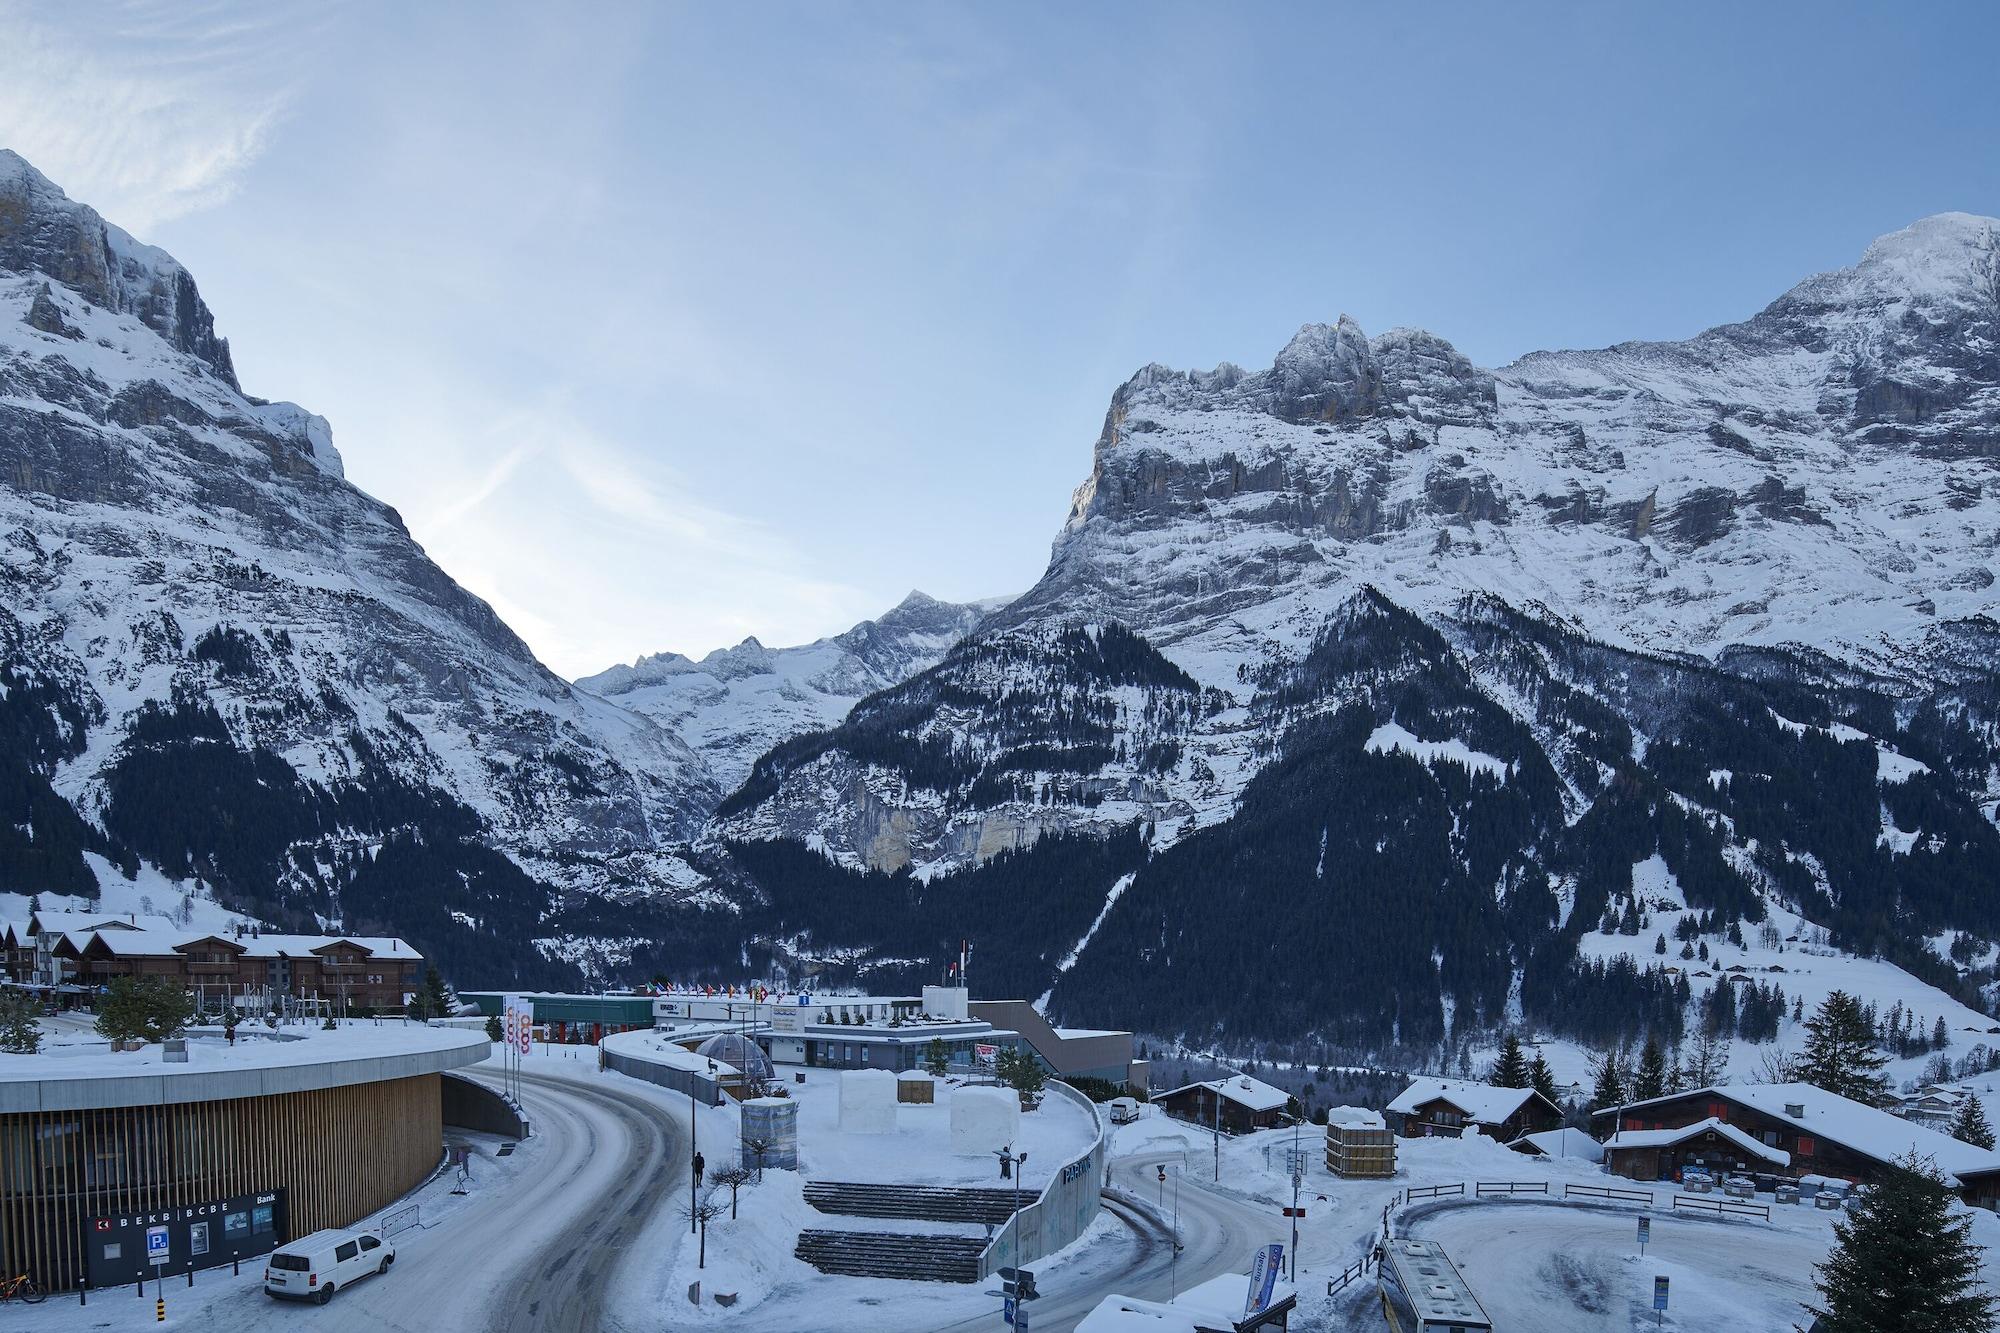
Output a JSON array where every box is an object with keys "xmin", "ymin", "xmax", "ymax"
[
  {"xmin": 1475, "ymin": 1180, "xmax": 1548, "ymax": 1197},
  {"xmin": 379, "ymin": 1204, "xmax": 421, "ymax": 1238},
  {"xmin": 1673, "ymin": 1194, "xmax": 1769, "ymax": 1221},
  {"xmin": 1564, "ymin": 1183, "xmax": 1655, "ymax": 1206},
  {"xmin": 1402, "ymin": 1182, "xmax": 1466, "ymax": 1204}
]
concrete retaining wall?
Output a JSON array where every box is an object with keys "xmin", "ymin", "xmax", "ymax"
[
  {"xmin": 441, "ymin": 1071, "xmax": 529, "ymax": 1137},
  {"xmin": 978, "ymin": 1081, "xmax": 1106, "ymax": 1279}
]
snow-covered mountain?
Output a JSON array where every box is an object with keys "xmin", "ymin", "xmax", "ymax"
[
  {"xmin": 714, "ymin": 213, "xmax": 2000, "ymax": 1052},
  {"xmin": 0, "ymin": 149, "xmax": 721, "ymax": 985},
  {"xmin": 579, "ymin": 590, "xmax": 1001, "ymax": 794}
]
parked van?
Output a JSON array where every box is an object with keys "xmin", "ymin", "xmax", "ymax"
[
  {"xmin": 1108, "ymin": 1097, "xmax": 1141, "ymax": 1125},
  {"xmin": 264, "ymin": 1228, "xmax": 394, "ymax": 1303}
]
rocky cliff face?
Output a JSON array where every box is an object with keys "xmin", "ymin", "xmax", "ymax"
[
  {"xmin": 713, "ymin": 214, "xmax": 2000, "ymax": 1047},
  {"xmin": 0, "ymin": 150, "xmax": 720, "ymax": 985}
]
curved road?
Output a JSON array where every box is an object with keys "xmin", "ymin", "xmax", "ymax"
[{"xmin": 321, "ymin": 1067, "xmax": 685, "ymax": 1333}]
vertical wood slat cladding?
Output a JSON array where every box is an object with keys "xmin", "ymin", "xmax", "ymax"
[{"xmin": 0, "ymin": 1073, "xmax": 441, "ymax": 1291}]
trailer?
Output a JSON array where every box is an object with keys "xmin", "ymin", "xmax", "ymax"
[{"xmin": 1378, "ymin": 1237, "xmax": 1493, "ymax": 1333}]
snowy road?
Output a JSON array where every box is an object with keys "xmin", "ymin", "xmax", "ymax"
[{"xmin": 319, "ymin": 1067, "xmax": 686, "ymax": 1332}]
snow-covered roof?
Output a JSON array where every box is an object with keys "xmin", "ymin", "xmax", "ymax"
[
  {"xmin": 69, "ymin": 927, "xmax": 420, "ymax": 961},
  {"xmin": 1388, "ymin": 1077, "xmax": 1550, "ymax": 1125},
  {"xmin": 235, "ymin": 934, "xmax": 420, "ymax": 959},
  {"xmin": 1326, "ymin": 1105, "xmax": 1386, "ymax": 1130},
  {"xmin": 1602, "ymin": 1116, "xmax": 1789, "ymax": 1166},
  {"xmin": 1508, "ymin": 1127, "xmax": 1606, "ymax": 1163},
  {"xmin": 30, "ymin": 911, "xmax": 159, "ymax": 936},
  {"xmin": 1159, "ymin": 1075, "xmax": 1290, "ymax": 1113},
  {"xmin": 1602, "ymin": 1083, "xmax": 2000, "ymax": 1183}
]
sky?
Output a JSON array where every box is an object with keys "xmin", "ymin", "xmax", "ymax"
[{"xmin": 2, "ymin": 1, "xmax": 1998, "ymax": 680}]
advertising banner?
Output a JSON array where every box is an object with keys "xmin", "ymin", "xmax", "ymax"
[
  {"xmin": 517, "ymin": 997, "xmax": 534, "ymax": 1054},
  {"xmin": 1244, "ymin": 1242, "xmax": 1283, "ymax": 1316}
]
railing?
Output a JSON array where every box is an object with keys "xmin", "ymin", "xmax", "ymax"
[
  {"xmin": 1401, "ymin": 1182, "xmax": 1465, "ymax": 1204},
  {"xmin": 976, "ymin": 1082, "xmax": 1107, "ymax": 1280},
  {"xmin": 1326, "ymin": 1252, "xmax": 1374, "ymax": 1297},
  {"xmin": 1475, "ymin": 1180, "xmax": 1547, "ymax": 1197},
  {"xmin": 379, "ymin": 1204, "xmax": 421, "ymax": 1237},
  {"xmin": 1673, "ymin": 1194, "xmax": 1769, "ymax": 1221},
  {"xmin": 1564, "ymin": 1183, "xmax": 1654, "ymax": 1206}
]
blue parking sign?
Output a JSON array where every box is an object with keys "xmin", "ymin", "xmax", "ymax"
[{"xmin": 146, "ymin": 1224, "xmax": 170, "ymax": 1266}]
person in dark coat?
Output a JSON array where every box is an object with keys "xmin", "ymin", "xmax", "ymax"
[{"xmin": 693, "ymin": 1151, "xmax": 706, "ymax": 1187}]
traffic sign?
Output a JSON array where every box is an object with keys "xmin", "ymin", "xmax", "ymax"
[
  {"xmin": 146, "ymin": 1224, "xmax": 170, "ymax": 1266},
  {"xmin": 1283, "ymin": 1206, "xmax": 1307, "ymax": 1217},
  {"xmin": 1654, "ymin": 1275, "xmax": 1669, "ymax": 1311},
  {"xmin": 1003, "ymin": 1297, "xmax": 1016, "ymax": 1326},
  {"xmin": 1637, "ymin": 1214, "xmax": 1650, "ymax": 1256}
]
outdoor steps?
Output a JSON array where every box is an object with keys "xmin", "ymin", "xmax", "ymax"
[
  {"xmin": 795, "ymin": 1229, "xmax": 984, "ymax": 1283},
  {"xmin": 803, "ymin": 1180, "xmax": 1021, "ymax": 1225}
]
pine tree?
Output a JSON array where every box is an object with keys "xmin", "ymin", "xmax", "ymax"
[
  {"xmin": 1951, "ymin": 1097, "xmax": 1997, "ymax": 1151},
  {"xmin": 0, "ymin": 989, "xmax": 43, "ymax": 1054},
  {"xmin": 407, "ymin": 966, "xmax": 451, "ymax": 1021},
  {"xmin": 924, "ymin": 1036, "xmax": 951, "ymax": 1078},
  {"xmin": 1653, "ymin": 932, "xmax": 1667, "ymax": 955},
  {"xmin": 1805, "ymin": 1153, "xmax": 1997, "ymax": 1333},
  {"xmin": 1799, "ymin": 991, "xmax": 1891, "ymax": 1105},
  {"xmin": 1491, "ymin": 1033, "xmax": 1531, "ymax": 1089},
  {"xmin": 1529, "ymin": 1051, "xmax": 1560, "ymax": 1104},
  {"xmin": 1590, "ymin": 1049, "xmax": 1626, "ymax": 1111},
  {"xmin": 1935, "ymin": 1016, "xmax": 1951, "ymax": 1051},
  {"xmin": 1633, "ymin": 1034, "xmax": 1668, "ymax": 1101}
]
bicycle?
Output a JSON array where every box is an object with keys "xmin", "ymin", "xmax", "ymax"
[{"xmin": 0, "ymin": 1273, "xmax": 43, "ymax": 1304}]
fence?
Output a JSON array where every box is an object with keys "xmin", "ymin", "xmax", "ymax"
[
  {"xmin": 1564, "ymin": 1183, "xmax": 1654, "ymax": 1206},
  {"xmin": 977, "ymin": 1083, "xmax": 1107, "ymax": 1280},
  {"xmin": 1475, "ymin": 1180, "xmax": 1547, "ymax": 1197},
  {"xmin": 1673, "ymin": 1194, "xmax": 1770, "ymax": 1222},
  {"xmin": 1325, "ymin": 1252, "xmax": 1374, "ymax": 1297},
  {"xmin": 378, "ymin": 1204, "xmax": 421, "ymax": 1238},
  {"xmin": 1401, "ymin": 1182, "xmax": 1465, "ymax": 1204}
]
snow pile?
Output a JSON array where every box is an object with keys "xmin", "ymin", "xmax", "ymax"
[
  {"xmin": 836, "ymin": 1069, "xmax": 897, "ymax": 1135},
  {"xmin": 950, "ymin": 1084, "xmax": 1022, "ymax": 1156}
]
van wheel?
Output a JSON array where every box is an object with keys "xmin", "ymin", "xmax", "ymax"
[
  {"xmin": 317, "ymin": 1284, "xmax": 334, "ymax": 1304},
  {"xmin": 378, "ymin": 1255, "xmax": 392, "ymax": 1275}
]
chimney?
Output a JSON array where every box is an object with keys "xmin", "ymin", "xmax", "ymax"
[{"xmin": 1785, "ymin": 1102, "xmax": 1806, "ymax": 1119}]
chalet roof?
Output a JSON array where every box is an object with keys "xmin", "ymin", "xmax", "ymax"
[
  {"xmin": 1157, "ymin": 1075, "xmax": 1290, "ymax": 1114},
  {"xmin": 1596, "ymin": 1083, "xmax": 2000, "ymax": 1185},
  {"xmin": 1602, "ymin": 1116, "xmax": 1790, "ymax": 1166},
  {"xmin": 1508, "ymin": 1127, "xmax": 1606, "ymax": 1162},
  {"xmin": 66, "ymin": 927, "xmax": 420, "ymax": 964},
  {"xmin": 29, "ymin": 911, "xmax": 158, "ymax": 937},
  {"xmin": 1388, "ymin": 1077, "xmax": 1556, "ymax": 1125},
  {"xmin": 234, "ymin": 934, "xmax": 420, "ymax": 960}
]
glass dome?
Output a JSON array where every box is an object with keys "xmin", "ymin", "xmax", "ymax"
[{"xmin": 694, "ymin": 1032, "xmax": 774, "ymax": 1082}]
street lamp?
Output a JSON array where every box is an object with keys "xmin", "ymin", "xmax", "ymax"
[{"xmin": 993, "ymin": 1144, "xmax": 1028, "ymax": 1321}]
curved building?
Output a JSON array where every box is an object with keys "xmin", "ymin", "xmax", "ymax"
[{"xmin": 0, "ymin": 1025, "xmax": 487, "ymax": 1291}]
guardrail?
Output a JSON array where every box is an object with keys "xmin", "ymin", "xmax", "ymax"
[
  {"xmin": 1673, "ymin": 1194, "xmax": 1770, "ymax": 1221},
  {"xmin": 977, "ymin": 1082, "xmax": 1107, "ymax": 1280},
  {"xmin": 1475, "ymin": 1180, "xmax": 1548, "ymax": 1197},
  {"xmin": 1564, "ymin": 1183, "xmax": 1655, "ymax": 1206}
]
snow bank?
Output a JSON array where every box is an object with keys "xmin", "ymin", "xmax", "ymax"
[
  {"xmin": 837, "ymin": 1069, "xmax": 897, "ymax": 1134},
  {"xmin": 951, "ymin": 1084, "xmax": 1021, "ymax": 1156}
]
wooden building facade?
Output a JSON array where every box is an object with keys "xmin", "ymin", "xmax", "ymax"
[{"xmin": 0, "ymin": 1072, "xmax": 443, "ymax": 1291}]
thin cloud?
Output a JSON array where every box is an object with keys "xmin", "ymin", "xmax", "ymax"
[{"xmin": 0, "ymin": 1, "xmax": 313, "ymax": 230}]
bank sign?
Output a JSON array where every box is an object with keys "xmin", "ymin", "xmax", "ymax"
[{"xmin": 84, "ymin": 1189, "xmax": 286, "ymax": 1288}]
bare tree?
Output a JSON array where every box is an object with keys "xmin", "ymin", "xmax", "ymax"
[
  {"xmin": 743, "ymin": 1136, "xmax": 775, "ymax": 1182},
  {"xmin": 1758, "ymin": 1044, "xmax": 1798, "ymax": 1083},
  {"xmin": 683, "ymin": 1186, "xmax": 726, "ymax": 1269},
  {"xmin": 713, "ymin": 1165, "xmax": 754, "ymax": 1219}
]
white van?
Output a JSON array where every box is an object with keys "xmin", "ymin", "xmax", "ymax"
[
  {"xmin": 1108, "ymin": 1097, "xmax": 1141, "ymax": 1124},
  {"xmin": 264, "ymin": 1228, "xmax": 395, "ymax": 1303}
]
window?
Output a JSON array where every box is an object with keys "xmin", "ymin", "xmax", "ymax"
[
  {"xmin": 360, "ymin": 1236, "xmax": 380, "ymax": 1251},
  {"xmin": 1796, "ymin": 1137, "xmax": 1815, "ymax": 1157},
  {"xmin": 335, "ymin": 1241, "xmax": 359, "ymax": 1262},
  {"xmin": 271, "ymin": 1254, "xmax": 309, "ymax": 1271}
]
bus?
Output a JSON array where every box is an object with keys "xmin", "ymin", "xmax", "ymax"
[{"xmin": 1378, "ymin": 1237, "xmax": 1494, "ymax": 1333}]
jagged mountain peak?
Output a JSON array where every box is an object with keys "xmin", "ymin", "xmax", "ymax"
[
  {"xmin": 0, "ymin": 147, "xmax": 237, "ymax": 386},
  {"xmin": 1773, "ymin": 211, "xmax": 2000, "ymax": 315}
]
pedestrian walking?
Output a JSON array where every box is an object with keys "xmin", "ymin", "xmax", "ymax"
[{"xmin": 693, "ymin": 1151, "xmax": 705, "ymax": 1187}]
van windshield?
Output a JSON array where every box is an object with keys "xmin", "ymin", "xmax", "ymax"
[{"xmin": 270, "ymin": 1254, "xmax": 310, "ymax": 1271}]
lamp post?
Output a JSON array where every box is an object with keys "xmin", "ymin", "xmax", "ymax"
[{"xmin": 994, "ymin": 1144, "xmax": 1027, "ymax": 1321}]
